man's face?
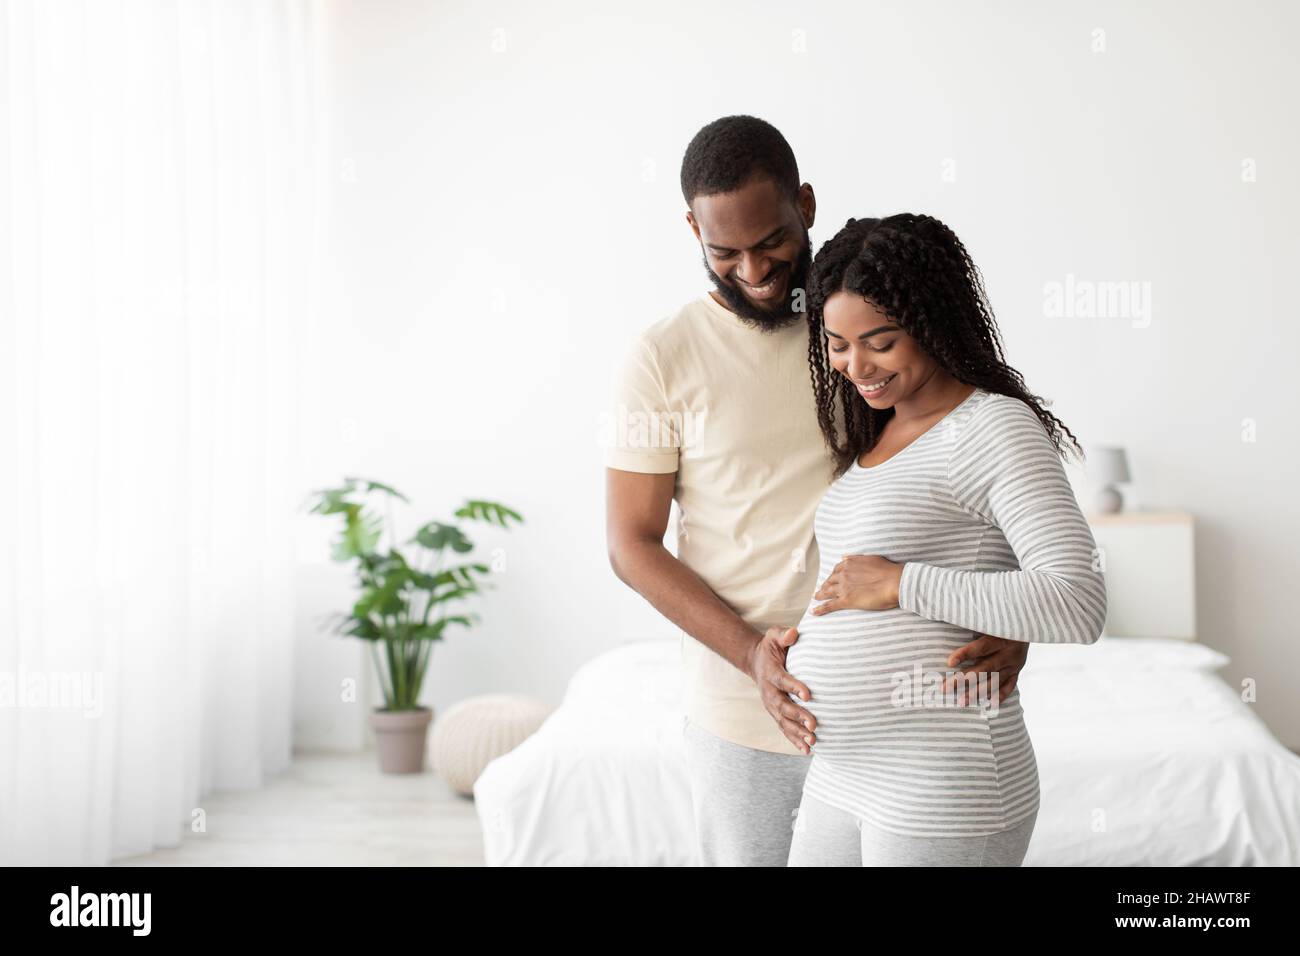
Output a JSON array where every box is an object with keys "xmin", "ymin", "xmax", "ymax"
[{"xmin": 687, "ymin": 176, "xmax": 816, "ymax": 331}]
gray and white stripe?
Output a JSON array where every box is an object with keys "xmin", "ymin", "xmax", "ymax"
[{"xmin": 785, "ymin": 389, "xmax": 1107, "ymax": 838}]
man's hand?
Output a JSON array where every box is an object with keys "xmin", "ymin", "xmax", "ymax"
[
  {"xmin": 811, "ymin": 555, "xmax": 904, "ymax": 614},
  {"xmin": 944, "ymin": 634, "xmax": 1029, "ymax": 706},
  {"xmin": 747, "ymin": 626, "xmax": 816, "ymax": 755}
]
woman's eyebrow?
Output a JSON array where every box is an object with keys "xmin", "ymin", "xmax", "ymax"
[{"xmin": 825, "ymin": 324, "xmax": 899, "ymax": 339}]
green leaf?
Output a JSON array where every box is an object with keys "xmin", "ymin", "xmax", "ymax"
[
  {"xmin": 426, "ymin": 584, "xmax": 479, "ymax": 605},
  {"xmin": 308, "ymin": 478, "xmax": 362, "ymax": 516},
  {"xmin": 353, "ymin": 567, "xmax": 412, "ymax": 618},
  {"xmin": 413, "ymin": 563, "xmax": 492, "ymax": 591},
  {"xmin": 340, "ymin": 615, "xmax": 382, "ymax": 641},
  {"xmin": 407, "ymin": 622, "xmax": 449, "ymax": 642},
  {"xmin": 423, "ymin": 614, "xmax": 476, "ymax": 639},
  {"xmin": 375, "ymin": 549, "xmax": 412, "ymax": 572},
  {"xmin": 454, "ymin": 499, "xmax": 524, "ymax": 528},
  {"xmin": 408, "ymin": 569, "xmax": 441, "ymax": 590},
  {"xmin": 332, "ymin": 504, "xmax": 384, "ymax": 561},
  {"xmin": 343, "ymin": 476, "xmax": 410, "ymax": 503},
  {"xmin": 412, "ymin": 521, "xmax": 473, "ymax": 553}
]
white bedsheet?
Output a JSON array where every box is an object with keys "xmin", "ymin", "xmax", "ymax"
[{"xmin": 474, "ymin": 637, "xmax": 1300, "ymax": 866}]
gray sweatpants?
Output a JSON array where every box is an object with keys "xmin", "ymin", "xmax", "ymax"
[
  {"xmin": 682, "ymin": 718, "xmax": 810, "ymax": 867},
  {"xmin": 787, "ymin": 792, "xmax": 1038, "ymax": 866}
]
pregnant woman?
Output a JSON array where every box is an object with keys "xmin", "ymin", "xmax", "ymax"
[{"xmin": 784, "ymin": 214, "xmax": 1107, "ymax": 866}]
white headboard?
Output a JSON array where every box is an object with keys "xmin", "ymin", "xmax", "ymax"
[{"xmin": 1087, "ymin": 512, "xmax": 1196, "ymax": 640}]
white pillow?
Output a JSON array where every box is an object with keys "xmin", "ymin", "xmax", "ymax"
[
  {"xmin": 564, "ymin": 640, "xmax": 683, "ymax": 708},
  {"xmin": 1021, "ymin": 635, "xmax": 1230, "ymax": 673}
]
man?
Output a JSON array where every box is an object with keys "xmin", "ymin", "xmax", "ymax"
[{"xmin": 604, "ymin": 115, "xmax": 1029, "ymax": 867}]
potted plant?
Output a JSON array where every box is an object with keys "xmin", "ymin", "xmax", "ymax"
[{"xmin": 309, "ymin": 477, "xmax": 522, "ymax": 773}]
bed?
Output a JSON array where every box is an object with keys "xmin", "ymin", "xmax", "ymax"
[{"xmin": 473, "ymin": 636, "xmax": 1300, "ymax": 866}]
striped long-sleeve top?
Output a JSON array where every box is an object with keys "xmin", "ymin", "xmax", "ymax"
[{"xmin": 784, "ymin": 388, "xmax": 1107, "ymax": 838}]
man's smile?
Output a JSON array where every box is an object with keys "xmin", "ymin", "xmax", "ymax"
[{"xmin": 732, "ymin": 266, "xmax": 788, "ymax": 302}]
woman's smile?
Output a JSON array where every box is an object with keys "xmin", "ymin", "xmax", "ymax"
[{"xmin": 850, "ymin": 372, "xmax": 896, "ymax": 398}]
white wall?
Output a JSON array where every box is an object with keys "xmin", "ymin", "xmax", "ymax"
[{"xmin": 295, "ymin": 0, "xmax": 1300, "ymax": 749}]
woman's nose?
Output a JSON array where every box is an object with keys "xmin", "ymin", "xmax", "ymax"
[{"xmin": 847, "ymin": 355, "xmax": 877, "ymax": 380}]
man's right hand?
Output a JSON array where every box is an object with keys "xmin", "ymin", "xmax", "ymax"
[{"xmin": 748, "ymin": 626, "xmax": 816, "ymax": 755}]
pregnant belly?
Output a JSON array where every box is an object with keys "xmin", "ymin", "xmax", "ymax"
[{"xmin": 785, "ymin": 606, "xmax": 1000, "ymax": 757}]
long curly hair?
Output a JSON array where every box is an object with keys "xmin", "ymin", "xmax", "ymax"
[{"xmin": 806, "ymin": 214, "xmax": 1082, "ymax": 477}]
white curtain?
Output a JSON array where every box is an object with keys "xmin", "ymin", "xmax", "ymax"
[{"xmin": 0, "ymin": 0, "xmax": 319, "ymax": 864}]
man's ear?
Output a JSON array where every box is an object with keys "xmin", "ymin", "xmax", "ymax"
[
  {"xmin": 798, "ymin": 183, "xmax": 817, "ymax": 230},
  {"xmin": 685, "ymin": 208, "xmax": 702, "ymax": 242}
]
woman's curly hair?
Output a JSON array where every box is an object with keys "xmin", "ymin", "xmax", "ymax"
[{"xmin": 806, "ymin": 213, "xmax": 1083, "ymax": 477}]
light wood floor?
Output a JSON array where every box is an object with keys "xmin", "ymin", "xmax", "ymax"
[{"xmin": 115, "ymin": 752, "xmax": 486, "ymax": 866}]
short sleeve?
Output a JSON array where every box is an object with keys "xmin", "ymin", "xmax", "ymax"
[{"xmin": 602, "ymin": 336, "xmax": 680, "ymax": 475}]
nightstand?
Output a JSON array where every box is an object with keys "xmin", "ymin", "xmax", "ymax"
[{"xmin": 1086, "ymin": 511, "xmax": 1196, "ymax": 640}]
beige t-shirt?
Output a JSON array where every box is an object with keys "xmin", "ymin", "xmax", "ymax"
[{"xmin": 605, "ymin": 292, "xmax": 836, "ymax": 755}]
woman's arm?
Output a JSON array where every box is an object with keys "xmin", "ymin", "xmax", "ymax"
[{"xmin": 897, "ymin": 395, "xmax": 1107, "ymax": 644}]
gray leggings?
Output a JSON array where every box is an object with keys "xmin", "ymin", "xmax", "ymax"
[
  {"xmin": 788, "ymin": 792, "xmax": 1037, "ymax": 866},
  {"xmin": 683, "ymin": 718, "xmax": 810, "ymax": 866}
]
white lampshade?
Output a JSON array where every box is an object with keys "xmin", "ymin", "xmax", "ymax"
[{"xmin": 1088, "ymin": 446, "xmax": 1131, "ymax": 485}]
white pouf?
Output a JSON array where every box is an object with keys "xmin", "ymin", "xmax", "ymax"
[{"xmin": 431, "ymin": 694, "xmax": 553, "ymax": 796}]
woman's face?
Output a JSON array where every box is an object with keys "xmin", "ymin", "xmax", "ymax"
[{"xmin": 822, "ymin": 290, "xmax": 939, "ymax": 409}]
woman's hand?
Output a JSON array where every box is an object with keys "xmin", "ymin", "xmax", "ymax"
[{"xmin": 811, "ymin": 555, "xmax": 904, "ymax": 614}]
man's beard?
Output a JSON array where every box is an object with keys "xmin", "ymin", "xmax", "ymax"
[{"xmin": 703, "ymin": 229, "xmax": 812, "ymax": 333}]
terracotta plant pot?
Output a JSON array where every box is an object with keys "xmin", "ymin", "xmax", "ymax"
[{"xmin": 369, "ymin": 707, "xmax": 434, "ymax": 774}]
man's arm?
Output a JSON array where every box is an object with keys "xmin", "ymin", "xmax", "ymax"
[{"xmin": 605, "ymin": 467, "xmax": 817, "ymax": 753}]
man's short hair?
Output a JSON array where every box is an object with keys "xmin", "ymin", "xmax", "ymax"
[{"xmin": 679, "ymin": 115, "xmax": 800, "ymax": 205}]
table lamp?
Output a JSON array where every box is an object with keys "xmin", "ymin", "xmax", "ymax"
[{"xmin": 1089, "ymin": 445, "xmax": 1131, "ymax": 515}]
